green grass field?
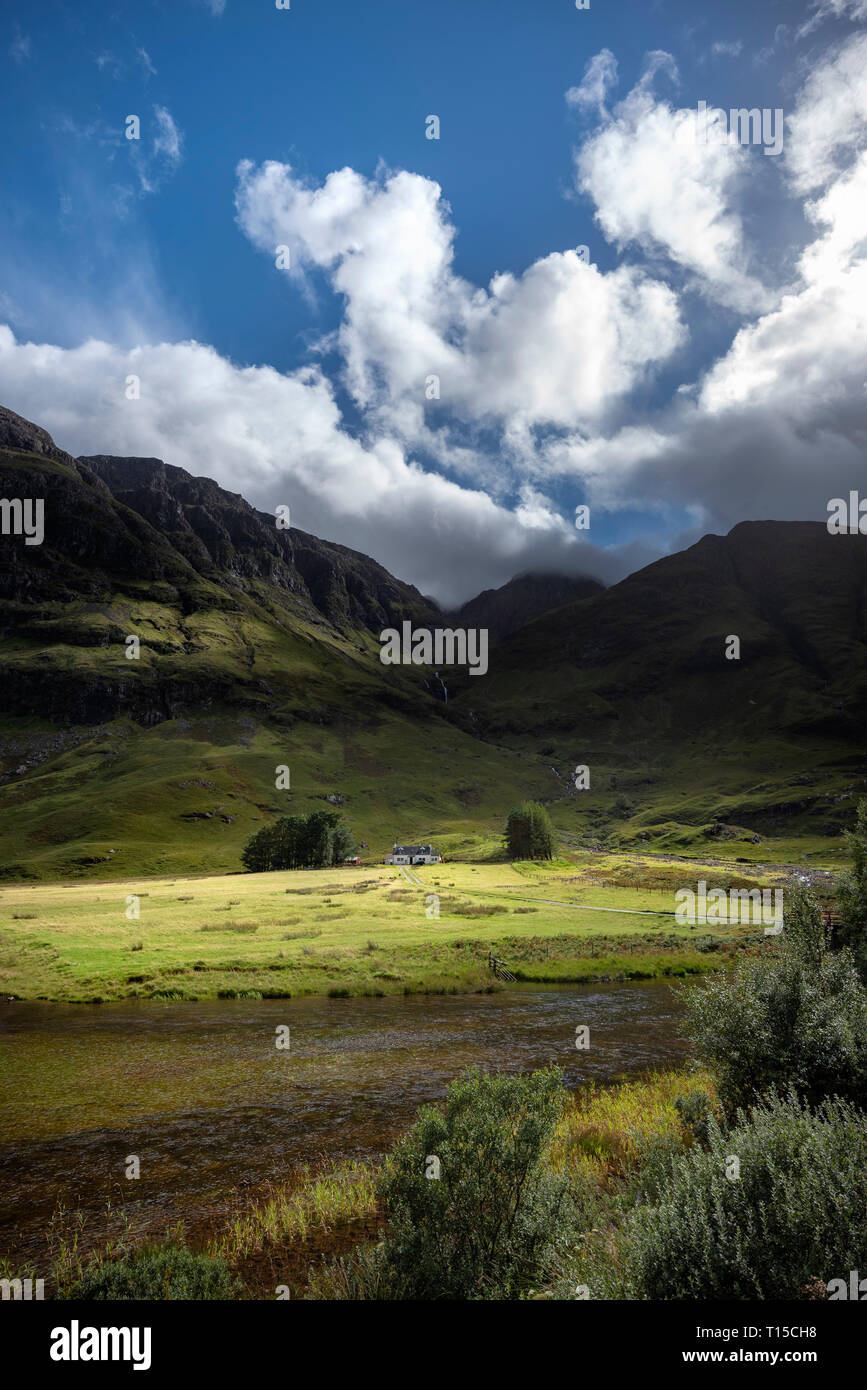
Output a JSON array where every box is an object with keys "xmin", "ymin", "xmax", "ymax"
[{"xmin": 0, "ymin": 852, "xmax": 812, "ymax": 1002}]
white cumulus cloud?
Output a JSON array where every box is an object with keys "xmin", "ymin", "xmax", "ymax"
[{"xmin": 235, "ymin": 158, "xmax": 685, "ymax": 447}]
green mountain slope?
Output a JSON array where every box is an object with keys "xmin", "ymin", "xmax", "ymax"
[
  {"xmin": 0, "ymin": 408, "xmax": 550, "ymax": 878},
  {"xmin": 450, "ymin": 522, "xmax": 867, "ymax": 854}
]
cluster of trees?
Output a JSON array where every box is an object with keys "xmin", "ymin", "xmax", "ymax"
[
  {"xmin": 617, "ymin": 863, "xmax": 867, "ymax": 1300},
  {"xmin": 505, "ymin": 801, "xmax": 555, "ymax": 860},
  {"xmin": 241, "ymin": 811, "xmax": 356, "ymax": 872},
  {"xmin": 614, "ymin": 808, "xmax": 867, "ymax": 1300}
]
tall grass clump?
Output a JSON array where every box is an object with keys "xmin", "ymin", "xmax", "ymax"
[
  {"xmin": 211, "ymin": 1162, "xmax": 377, "ymax": 1263},
  {"xmin": 550, "ymin": 1069, "xmax": 715, "ymax": 1182}
]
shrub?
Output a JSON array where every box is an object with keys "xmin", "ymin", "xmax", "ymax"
[
  {"xmin": 68, "ymin": 1245, "xmax": 242, "ymax": 1301},
  {"xmin": 628, "ymin": 1091, "xmax": 867, "ymax": 1300},
  {"xmin": 374, "ymin": 1066, "xmax": 569, "ymax": 1299},
  {"xmin": 680, "ymin": 883, "xmax": 867, "ymax": 1119},
  {"xmin": 673, "ymin": 1089, "xmax": 715, "ymax": 1147}
]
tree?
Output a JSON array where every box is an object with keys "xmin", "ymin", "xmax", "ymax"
[
  {"xmin": 241, "ymin": 812, "xmax": 356, "ymax": 872},
  {"xmin": 330, "ymin": 820, "xmax": 356, "ymax": 863},
  {"xmin": 506, "ymin": 801, "xmax": 555, "ymax": 860},
  {"xmin": 296, "ymin": 810, "xmax": 330, "ymax": 868},
  {"xmin": 528, "ymin": 802, "xmax": 555, "ymax": 859},
  {"xmin": 506, "ymin": 805, "xmax": 531, "ymax": 859},
  {"xmin": 837, "ymin": 798, "xmax": 867, "ymax": 982},
  {"xmin": 784, "ymin": 876, "xmax": 834, "ymax": 969},
  {"xmin": 240, "ymin": 824, "xmax": 278, "ymax": 873},
  {"xmin": 272, "ymin": 815, "xmax": 306, "ymax": 870}
]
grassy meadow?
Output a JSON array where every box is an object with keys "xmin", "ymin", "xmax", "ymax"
[{"xmin": 0, "ymin": 851, "xmax": 801, "ymax": 1002}]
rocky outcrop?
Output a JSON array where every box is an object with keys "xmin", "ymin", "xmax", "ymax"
[{"xmin": 0, "ymin": 405, "xmax": 78, "ymax": 469}]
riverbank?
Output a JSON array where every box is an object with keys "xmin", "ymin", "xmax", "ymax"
[
  {"xmin": 3, "ymin": 1065, "xmax": 712, "ymax": 1300},
  {"xmin": 0, "ymin": 856, "xmax": 784, "ymax": 1002}
]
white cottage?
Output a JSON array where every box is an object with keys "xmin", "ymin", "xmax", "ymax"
[{"xmin": 386, "ymin": 844, "xmax": 442, "ymax": 866}]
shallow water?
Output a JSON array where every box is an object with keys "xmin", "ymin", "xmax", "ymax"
[{"xmin": 0, "ymin": 981, "xmax": 687, "ymax": 1262}]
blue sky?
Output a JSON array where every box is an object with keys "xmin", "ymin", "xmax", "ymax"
[{"xmin": 2, "ymin": 0, "xmax": 866, "ymax": 604}]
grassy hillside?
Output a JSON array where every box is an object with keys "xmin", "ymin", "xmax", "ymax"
[
  {"xmin": 0, "ymin": 434, "xmax": 552, "ymax": 878},
  {"xmin": 450, "ymin": 521, "xmax": 867, "ymax": 863},
  {"xmin": 0, "ymin": 703, "xmax": 554, "ymax": 881}
]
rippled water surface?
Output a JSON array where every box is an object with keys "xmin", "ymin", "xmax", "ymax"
[{"xmin": 0, "ymin": 982, "xmax": 687, "ymax": 1260}]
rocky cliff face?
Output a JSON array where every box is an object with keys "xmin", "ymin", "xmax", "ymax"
[
  {"xmin": 0, "ymin": 409, "xmax": 449, "ymax": 733},
  {"xmin": 0, "ymin": 404, "xmax": 78, "ymax": 468},
  {"xmin": 0, "ymin": 409, "xmax": 440, "ymax": 634},
  {"xmin": 80, "ymin": 451, "xmax": 441, "ymax": 632}
]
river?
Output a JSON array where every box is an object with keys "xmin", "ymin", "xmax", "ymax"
[{"xmin": 0, "ymin": 980, "xmax": 688, "ymax": 1263}]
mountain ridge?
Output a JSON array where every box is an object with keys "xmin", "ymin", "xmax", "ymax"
[{"xmin": 453, "ymin": 571, "xmax": 604, "ymax": 642}]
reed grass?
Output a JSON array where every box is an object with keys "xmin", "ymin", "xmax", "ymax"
[{"xmin": 209, "ymin": 1161, "xmax": 378, "ymax": 1263}]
